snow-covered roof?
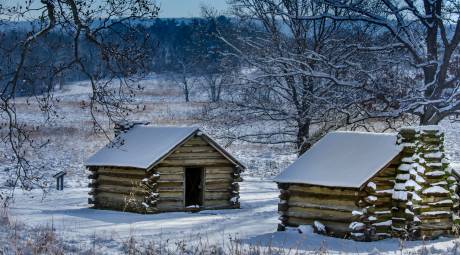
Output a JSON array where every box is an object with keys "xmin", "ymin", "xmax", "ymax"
[
  {"xmin": 85, "ymin": 126, "xmax": 243, "ymax": 169},
  {"xmin": 275, "ymin": 131, "xmax": 403, "ymax": 188}
]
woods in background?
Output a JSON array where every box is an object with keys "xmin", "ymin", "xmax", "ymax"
[{"xmin": 0, "ymin": 0, "xmax": 459, "ymax": 193}]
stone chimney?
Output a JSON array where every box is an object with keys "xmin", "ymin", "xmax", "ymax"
[
  {"xmin": 114, "ymin": 120, "xmax": 150, "ymax": 137},
  {"xmin": 395, "ymin": 125, "xmax": 458, "ymax": 239}
]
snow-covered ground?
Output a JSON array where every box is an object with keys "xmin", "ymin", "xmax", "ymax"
[{"xmin": 1, "ymin": 77, "xmax": 460, "ymax": 254}]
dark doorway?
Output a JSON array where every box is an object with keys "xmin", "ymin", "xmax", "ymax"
[{"xmin": 185, "ymin": 167, "xmax": 204, "ymax": 207}]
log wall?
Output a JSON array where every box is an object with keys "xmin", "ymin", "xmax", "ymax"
[
  {"xmin": 276, "ymin": 126, "xmax": 458, "ymax": 241},
  {"xmin": 277, "ymin": 183, "xmax": 361, "ymax": 238},
  {"xmin": 396, "ymin": 127, "xmax": 458, "ymax": 239},
  {"xmin": 153, "ymin": 135, "xmax": 241, "ymax": 211},
  {"xmin": 87, "ymin": 166, "xmax": 152, "ymax": 213},
  {"xmin": 354, "ymin": 157, "xmax": 399, "ymax": 241},
  {"xmin": 88, "ymin": 134, "xmax": 242, "ymax": 214}
]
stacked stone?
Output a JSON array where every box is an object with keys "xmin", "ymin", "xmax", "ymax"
[
  {"xmin": 277, "ymin": 183, "xmax": 290, "ymax": 231},
  {"xmin": 141, "ymin": 170, "xmax": 160, "ymax": 213},
  {"xmin": 87, "ymin": 166, "xmax": 98, "ymax": 207},
  {"xmin": 369, "ymin": 164, "xmax": 398, "ymax": 239},
  {"xmin": 392, "ymin": 127, "xmax": 418, "ymax": 238},
  {"xmin": 413, "ymin": 126, "xmax": 456, "ymax": 239},
  {"xmin": 351, "ymin": 190, "xmax": 375, "ymax": 241},
  {"xmin": 349, "ymin": 212, "xmax": 367, "ymax": 241},
  {"xmin": 229, "ymin": 166, "xmax": 244, "ymax": 208},
  {"xmin": 351, "ymin": 161, "xmax": 397, "ymax": 241}
]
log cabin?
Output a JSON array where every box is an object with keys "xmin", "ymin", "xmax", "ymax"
[
  {"xmin": 85, "ymin": 124, "xmax": 244, "ymax": 213},
  {"xmin": 275, "ymin": 126, "xmax": 458, "ymax": 241}
]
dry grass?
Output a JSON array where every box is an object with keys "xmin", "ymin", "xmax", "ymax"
[{"xmin": 1, "ymin": 215, "xmax": 459, "ymax": 255}]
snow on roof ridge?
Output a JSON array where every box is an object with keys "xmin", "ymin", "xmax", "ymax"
[
  {"xmin": 275, "ymin": 130, "xmax": 402, "ymax": 188},
  {"xmin": 331, "ymin": 130, "xmax": 397, "ymax": 136},
  {"xmin": 85, "ymin": 125, "xmax": 244, "ymax": 169},
  {"xmin": 85, "ymin": 126, "xmax": 199, "ymax": 169}
]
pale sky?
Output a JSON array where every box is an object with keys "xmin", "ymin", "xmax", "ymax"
[
  {"xmin": 157, "ymin": 0, "xmax": 229, "ymax": 18},
  {"xmin": 1, "ymin": 0, "xmax": 229, "ymax": 19}
]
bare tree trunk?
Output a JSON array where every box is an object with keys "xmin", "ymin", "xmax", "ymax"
[
  {"xmin": 420, "ymin": 105, "xmax": 443, "ymax": 125},
  {"xmin": 182, "ymin": 76, "xmax": 190, "ymax": 102},
  {"xmin": 297, "ymin": 120, "xmax": 311, "ymax": 155}
]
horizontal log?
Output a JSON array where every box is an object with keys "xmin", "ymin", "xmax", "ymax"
[
  {"xmin": 95, "ymin": 192, "xmax": 144, "ymax": 211},
  {"xmin": 155, "ymin": 167, "xmax": 184, "ymax": 174},
  {"xmin": 205, "ymin": 181, "xmax": 232, "ymax": 190},
  {"xmin": 97, "ymin": 175, "xmax": 142, "ymax": 186},
  {"xmin": 204, "ymin": 204, "xmax": 237, "ymax": 210},
  {"xmin": 288, "ymin": 195, "xmax": 359, "ymax": 211},
  {"xmin": 206, "ymin": 188, "xmax": 232, "ymax": 193},
  {"xmin": 158, "ymin": 173, "xmax": 184, "ymax": 182},
  {"xmin": 289, "ymin": 190, "xmax": 358, "ymax": 200},
  {"xmin": 285, "ymin": 217, "xmax": 350, "ymax": 237},
  {"xmin": 376, "ymin": 167, "xmax": 397, "ymax": 177},
  {"xmin": 205, "ymin": 173, "xmax": 232, "ymax": 179},
  {"xmin": 158, "ymin": 182, "xmax": 183, "ymax": 189},
  {"xmin": 204, "ymin": 199, "xmax": 230, "ymax": 207},
  {"xmin": 205, "ymin": 191, "xmax": 231, "ymax": 200},
  {"xmin": 159, "ymin": 191, "xmax": 183, "ymax": 199},
  {"xmin": 158, "ymin": 188, "xmax": 183, "ymax": 193},
  {"xmin": 157, "ymin": 201, "xmax": 183, "ymax": 211},
  {"xmin": 288, "ymin": 201, "xmax": 357, "ymax": 213},
  {"xmin": 420, "ymin": 194, "xmax": 454, "ymax": 204},
  {"xmin": 158, "ymin": 159, "xmax": 233, "ymax": 167},
  {"xmin": 173, "ymin": 145, "xmax": 216, "ymax": 153},
  {"xmin": 97, "ymin": 167, "xmax": 146, "ymax": 176},
  {"xmin": 205, "ymin": 166, "xmax": 235, "ymax": 174},
  {"xmin": 370, "ymin": 176, "xmax": 397, "ymax": 183},
  {"xmin": 182, "ymin": 138, "xmax": 209, "ymax": 146},
  {"xmin": 95, "ymin": 171, "xmax": 146, "ymax": 179},
  {"xmin": 289, "ymin": 184, "xmax": 360, "ymax": 197},
  {"xmin": 287, "ymin": 206, "xmax": 354, "ymax": 222},
  {"xmin": 96, "ymin": 184, "xmax": 149, "ymax": 196},
  {"xmin": 169, "ymin": 151, "xmax": 224, "ymax": 158},
  {"xmin": 206, "ymin": 176, "xmax": 234, "ymax": 182}
]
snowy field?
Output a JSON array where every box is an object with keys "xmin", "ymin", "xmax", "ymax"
[{"xmin": 1, "ymin": 77, "xmax": 460, "ymax": 254}]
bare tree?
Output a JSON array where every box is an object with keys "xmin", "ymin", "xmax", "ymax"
[
  {"xmin": 0, "ymin": 0, "xmax": 158, "ymax": 194},
  {"xmin": 317, "ymin": 0, "xmax": 460, "ymax": 125},
  {"xmin": 209, "ymin": 0, "xmax": 399, "ymax": 154}
]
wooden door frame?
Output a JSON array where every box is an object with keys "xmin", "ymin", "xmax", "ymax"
[{"xmin": 183, "ymin": 166, "xmax": 205, "ymax": 209}]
